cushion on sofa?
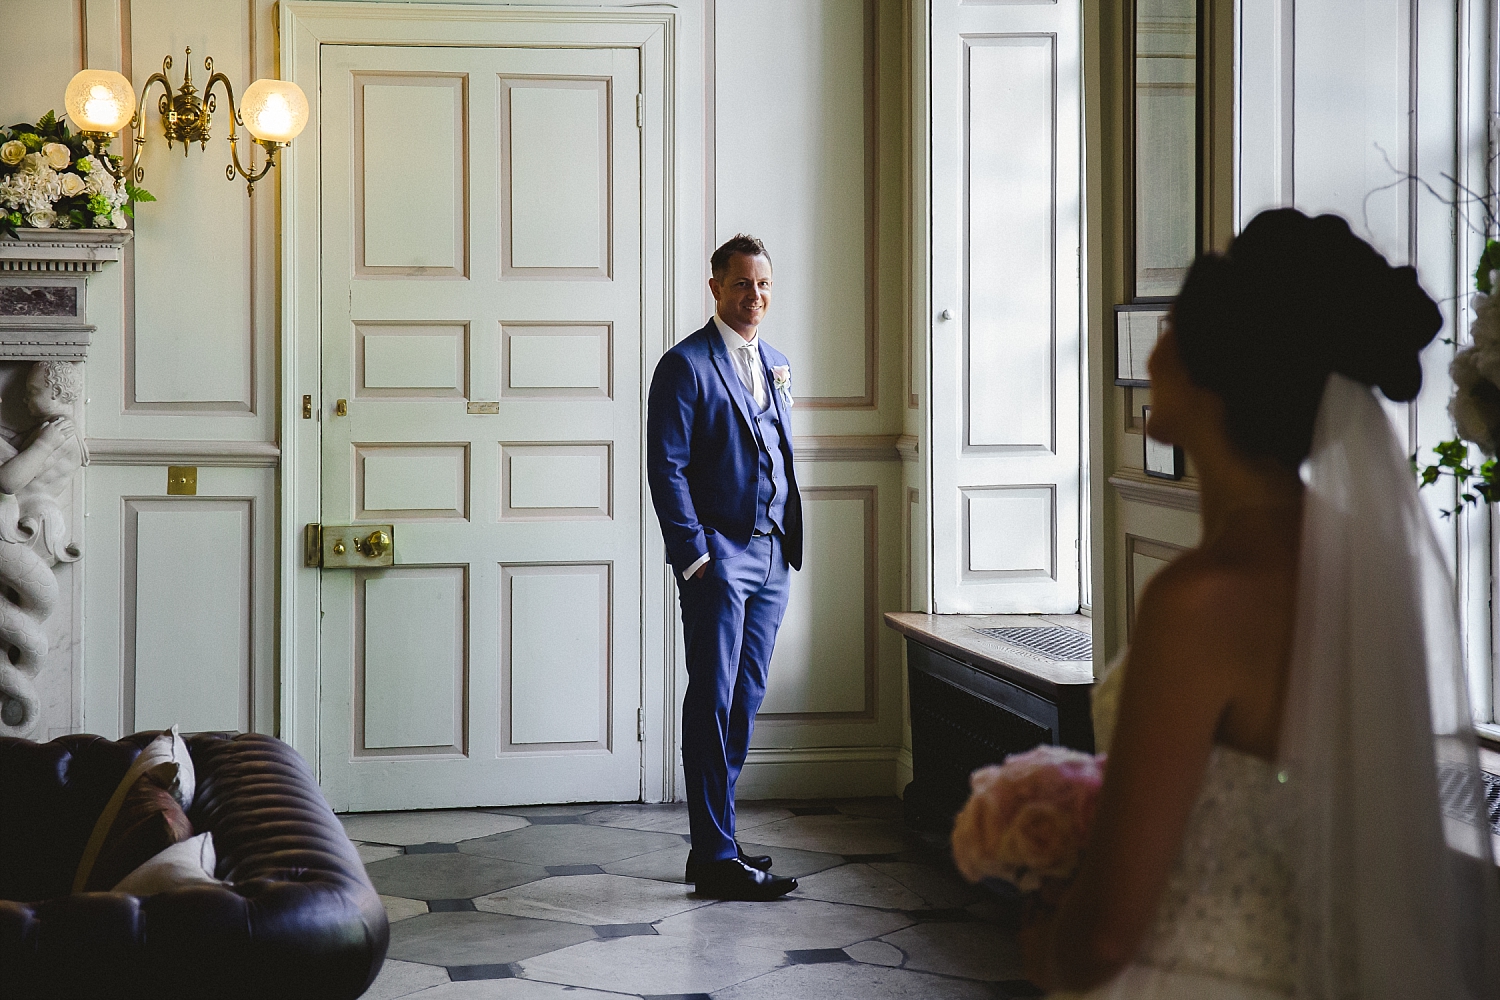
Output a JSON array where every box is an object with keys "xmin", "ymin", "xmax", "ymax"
[
  {"xmin": 80, "ymin": 779, "xmax": 193, "ymax": 892},
  {"xmin": 113, "ymin": 832, "xmax": 220, "ymax": 895},
  {"xmin": 72, "ymin": 729, "xmax": 196, "ymax": 893},
  {"xmin": 131, "ymin": 724, "xmax": 196, "ymax": 810}
]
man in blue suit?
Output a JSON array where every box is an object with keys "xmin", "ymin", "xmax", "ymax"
[{"xmin": 646, "ymin": 234, "xmax": 802, "ymax": 901}]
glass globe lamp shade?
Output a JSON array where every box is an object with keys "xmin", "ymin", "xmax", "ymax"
[
  {"xmin": 240, "ymin": 79, "xmax": 309, "ymax": 144},
  {"xmin": 64, "ymin": 69, "xmax": 136, "ymax": 133}
]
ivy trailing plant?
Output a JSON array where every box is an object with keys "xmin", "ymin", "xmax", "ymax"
[
  {"xmin": 0, "ymin": 109, "xmax": 154, "ymax": 240},
  {"xmin": 1417, "ymin": 439, "xmax": 1500, "ymax": 517}
]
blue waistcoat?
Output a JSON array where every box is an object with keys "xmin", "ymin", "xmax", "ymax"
[{"xmin": 751, "ymin": 390, "xmax": 789, "ymax": 535}]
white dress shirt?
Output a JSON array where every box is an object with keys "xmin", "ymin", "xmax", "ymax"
[
  {"xmin": 713, "ymin": 313, "xmax": 769, "ymax": 410},
  {"xmin": 681, "ymin": 314, "xmax": 767, "ymax": 580}
]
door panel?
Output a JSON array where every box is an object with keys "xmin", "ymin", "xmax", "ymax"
[
  {"xmin": 930, "ymin": 2, "xmax": 1083, "ymax": 613},
  {"xmin": 320, "ymin": 45, "xmax": 643, "ymax": 810}
]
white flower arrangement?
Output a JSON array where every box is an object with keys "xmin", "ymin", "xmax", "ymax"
[
  {"xmin": 1449, "ymin": 280, "xmax": 1500, "ymax": 456},
  {"xmin": 1420, "ymin": 247, "xmax": 1500, "ymax": 512},
  {"xmin": 0, "ymin": 110, "xmax": 153, "ymax": 238}
]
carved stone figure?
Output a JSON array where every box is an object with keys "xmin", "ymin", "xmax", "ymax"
[{"xmin": 0, "ymin": 361, "xmax": 86, "ymax": 735}]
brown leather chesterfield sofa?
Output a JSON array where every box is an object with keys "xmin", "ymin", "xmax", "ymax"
[{"xmin": 0, "ymin": 731, "xmax": 389, "ymax": 999}]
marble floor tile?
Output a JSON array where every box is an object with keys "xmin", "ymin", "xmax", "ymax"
[
  {"xmin": 489, "ymin": 804, "xmax": 604, "ymax": 819},
  {"xmin": 582, "ymin": 802, "xmax": 692, "ymax": 834},
  {"xmin": 475, "ymin": 873, "xmax": 711, "ymax": 926},
  {"xmin": 655, "ymin": 898, "xmax": 913, "ymax": 952},
  {"xmin": 362, "ymin": 959, "xmax": 450, "ymax": 1000},
  {"xmin": 382, "ymin": 894, "xmax": 431, "ymax": 923},
  {"xmin": 880, "ymin": 921, "xmax": 1023, "ymax": 982},
  {"xmin": 746, "ymin": 814, "xmax": 913, "ymax": 856},
  {"xmin": 712, "ymin": 961, "xmax": 997, "ymax": 1000},
  {"xmin": 830, "ymin": 797, "xmax": 906, "ymax": 820},
  {"xmin": 517, "ymin": 933, "xmax": 786, "ymax": 996},
  {"xmin": 599, "ymin": 842, "xmax": 692, "ymax": 884},
  {"xmin": 842, "ymin": 939, "xmax": 905, "ymax": 967},
  {"xmin": 460, "ymin": 823, "xmax": 685, "ymax": 867},
  {"xmin": 406, "ymin": 979, "xmax": 631, "ymax": 999},
  {"xmin": 793, "ymin": 864, "xmax": 930, "ymax": 911},
  {"xmin": 367, "ymin": 853, "xmax": 547, "ymax": 901},
  {"xmin": 601, "ymin": 840, "xmax": 843, "ymax": 884},
  {"xmin": 731, "ymin": 801, "xmax": 799, "ymax": 832},
  {"xmin": 360, "ymin": 842, "xmax": 406, "ymax": 864},
  {"xmin": 869, "ymin": 862, "xmax": 985, "ymax": 909},
  {"xmin": 343, "ymin": 810, "xmax": 530, "ymax": 847},
  {"xmin": 388, "ymin": 911, "xmax": 597, "ymax": 968},
  {"xmin": 733, "ymin": 842, "xmax": 846, "ymax": 879}
]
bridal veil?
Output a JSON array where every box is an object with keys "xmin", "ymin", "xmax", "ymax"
[{"xmin": 1281, "ymin": 373, "xmax": 1500, "ymax": 998}]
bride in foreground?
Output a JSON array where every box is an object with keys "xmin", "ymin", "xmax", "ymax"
[{"xmin": 1020, "ymin": 208, "xmax": 1500, "ymax": 998}]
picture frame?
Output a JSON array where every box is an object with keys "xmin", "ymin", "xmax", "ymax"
[
  {"xmin": 1141, "ymin": 405, "xmax": 1184, "ymax": 480},
  {"xmin": 1115, "ymin": 303, "xmax": 1169, "ymax": 386}
]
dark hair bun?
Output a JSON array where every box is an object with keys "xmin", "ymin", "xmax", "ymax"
[{"xmin": 1173, "ymin": 209, "xmax": 1441, "ymax": 467}]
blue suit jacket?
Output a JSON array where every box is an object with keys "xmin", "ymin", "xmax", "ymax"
[{"xmin": 647, "ymin": 320, "xmax": 804, "ymax": 577}]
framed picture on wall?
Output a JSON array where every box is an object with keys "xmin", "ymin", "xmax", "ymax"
[
  {"xmin": 1114, "ymin": 303, "xmax": 1170, "ymax": 385},
  {"xmin": 1141, "ymin": 405, "xmax": 1184, "ymax": 479}
]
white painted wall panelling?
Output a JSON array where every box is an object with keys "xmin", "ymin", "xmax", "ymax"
[
  {"xmin": 714, "ymin": 0, "xmax": 875, "ymax": 407},
  {"xmin": 83, "ymin": 465, "xmax": 275, "ymax": 739}
]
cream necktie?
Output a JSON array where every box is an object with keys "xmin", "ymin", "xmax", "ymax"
[{"xmin": 736, "ymin": 342, "xmax": 767, "ymax": 410}]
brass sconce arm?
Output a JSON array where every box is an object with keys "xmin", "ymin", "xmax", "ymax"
[
  {"xmin": 64, "ymin": 49, "xmax": 306, "ymax": 197},
  {"xmin": 200, "ymin": 67, "xmax": 282, "ymax": 195},
  {"xmin": 78, "ymin": 57, "xmax": 177, "ymax": 184}
]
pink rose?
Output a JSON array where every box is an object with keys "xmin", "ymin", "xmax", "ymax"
[{"xmin": 949, "ymin": 744, "xmax": 1106, "ymax": 891}]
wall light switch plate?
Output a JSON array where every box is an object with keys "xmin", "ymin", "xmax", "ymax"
[{"xmin": 166, "ymin": 466, "xmax": 197, "ymax": 495}]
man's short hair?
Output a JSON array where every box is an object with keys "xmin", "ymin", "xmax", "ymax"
[{"xmin": 711, "ymin": 234, "xmax": 771, "ymax": 280}]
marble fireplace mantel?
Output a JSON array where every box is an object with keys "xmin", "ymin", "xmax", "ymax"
[
  {"xmin": 0, "ymin": 228, "xmax": 132, "ymax": 273},
  {"xmin": 0, "ymin": 229, "xmax": 117, "ymax": 735},
  {"xmin": 0, "ymin": 228, "xmax": 129, "ymax": 362}
]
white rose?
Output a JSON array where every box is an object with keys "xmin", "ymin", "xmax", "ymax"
[
  {"xmin": 59, "ymin": 172, "xmax": 86, "ymax": 197},
  {"xmin": 0, "ymin": 141, "xmax": 23, "ymax": 166},
  {"xmin": 42, "ymin": 143, "xmax": 71, "ymax": 170},
  {"xmin": 27, "ymin": 209, "xmax": 56, "ymax": 229},
  {"xmin": 20, "ymin": 152, "xmax": 45, "ymax": 173},
  {"xmin": 110, "ymin": 209, "xmax": 126, "ymax": 229}
]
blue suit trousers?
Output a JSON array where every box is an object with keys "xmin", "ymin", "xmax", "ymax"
[{"xmin": 678, "ymin": 531, "xmax": 791, "ymax": 861}]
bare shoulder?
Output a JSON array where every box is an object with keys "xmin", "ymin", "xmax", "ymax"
[{"xmin": 1131, "ymin": 545, "xmax": 1288, "ymax": 684}]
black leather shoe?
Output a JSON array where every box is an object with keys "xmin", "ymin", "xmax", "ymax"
[
  {"xmin": 692, "ymin": 858, "xmax": 797, "ymax": 901},
  {"xmin": 685, "ymin": 849, "xmax": 772, "ymax": 883}
]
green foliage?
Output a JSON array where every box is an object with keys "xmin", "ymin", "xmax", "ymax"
[
  {"xmin": 1417, "ymin": 439, "xmax": 1500, "ymax": 518},
  {"xmin": 0, "ymin": 111, "xmax": 157, "ymax": 239},
  {"xmin": 1477, "ymin": 239, "xmax": 1500, "ymax": 294}
]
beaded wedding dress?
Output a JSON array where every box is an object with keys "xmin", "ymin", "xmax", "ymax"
[{"xmin": 1055, "ymin": 375, "xmax": 1500, "ymax": 1000}]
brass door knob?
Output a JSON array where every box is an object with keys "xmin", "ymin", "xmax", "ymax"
[{"xmin": 358, "ymin": 529, "xmax": 391, "ymax": 559}]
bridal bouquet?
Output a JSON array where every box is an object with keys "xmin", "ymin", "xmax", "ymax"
[
  {"xmin": 951, "ymin": 744, "xmax": 1106, "ymax": 892},
  {"xmin": 0, "ymin": 110, "xmax": 153, "ymax": 239}
]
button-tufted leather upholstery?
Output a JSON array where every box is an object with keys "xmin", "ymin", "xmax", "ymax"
[{"xmin": 0, "ymin": 731, "xmax": 389, "ymax": 999}]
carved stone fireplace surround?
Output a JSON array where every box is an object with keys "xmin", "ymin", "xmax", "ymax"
[{"xmin": 0, "ymin": 228, "xmax": 125, "ymax": 737}]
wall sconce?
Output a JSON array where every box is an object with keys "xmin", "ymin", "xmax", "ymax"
[{"xmin": 63, "ymin": 48, "xmax": 308, "ymax": 195}]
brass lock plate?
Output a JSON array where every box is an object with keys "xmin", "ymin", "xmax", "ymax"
[{"xmin": 314, "ymin": 524, "xmax": 396, "ymax": 568}]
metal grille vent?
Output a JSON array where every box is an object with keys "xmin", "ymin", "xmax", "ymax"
[
  {"xmin": 1483, "ymin": 769, "xmax": 1500, "ymax": 836},
  {"xmin": 972, "ymin": 626, "xmax": 1092, "ymax": 662},
  {"xmin": 1435, "ymin": 762, "xmax": 1500, "ymax": 836}
]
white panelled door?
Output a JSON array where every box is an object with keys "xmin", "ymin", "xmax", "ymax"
[
  {"xmin": 930, "ymin": 1, "xmax": 1083, "ymax": 613},
  {"xmin": 318, "ymin": 45, "xmax": 643, "ymax": 811}
]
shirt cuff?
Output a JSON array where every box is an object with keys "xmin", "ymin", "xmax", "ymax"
[{"xmin": 682, "ymin": 552, "xmax": 710, "ymax": 580}]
